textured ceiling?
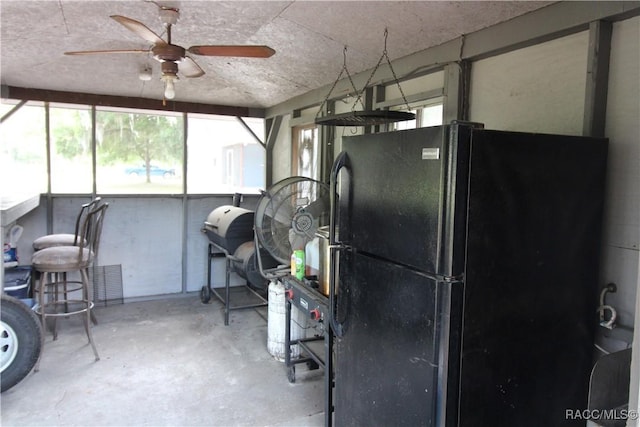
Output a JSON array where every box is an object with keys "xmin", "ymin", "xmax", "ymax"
[{"xmin": 1, "ymin": 1, "xmax": 554, "ymax": 109}]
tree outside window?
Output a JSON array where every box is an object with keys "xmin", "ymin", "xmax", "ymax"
[
  {"xmin": 96, "ymin": 109, "xmax": 183, "ymax": 194},
  {"xmin": 0, "ymin": 102, "xmax": 47, "ymax": 194}
]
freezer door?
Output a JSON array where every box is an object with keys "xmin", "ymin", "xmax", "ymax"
[
  {"xmin": 340, "ymin": 127, "xmax": 445, "ymax": 273},
  {"xmin": 334, "ymin": 251, "xmax": 442, "ymax": 426},
  {"xmin": 458, "ymin": 129, "xmax": 608, "ymax": 425}
]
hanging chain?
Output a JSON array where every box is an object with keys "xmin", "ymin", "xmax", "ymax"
[
  {"xmin": 316, "ymin": 46, "xmax": 362, "ymax": 120},
  {"xmin": 317, "ymin": 29, "xmax": 411, "ymax": 118},
  {"xmin": 383, "ymin": 29, "xmax": 412, "ymax": 111},
  {"xmin": 351, "ymin": 28, "xmax": 411, "ymax": 112},
  {"xmin": 351, "ymin": 48, "xmax": 384, "ymax": 112}
]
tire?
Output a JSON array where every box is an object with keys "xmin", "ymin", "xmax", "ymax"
[
  {"xmin": 163, "ymin": 172, "xmax": 172, "ymax": 179},
  {"xmin": 1, "ymin": 295, "xmax": 42, "ymax": 392}
]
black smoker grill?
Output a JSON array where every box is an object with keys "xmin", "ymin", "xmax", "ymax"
[
  {"xmin": 203, "ymin": 206, "xmax": 255, "ymax": 254},
  {"xmin": 201, "ymin": 205, "xmax": 273, "ymax": 325}
]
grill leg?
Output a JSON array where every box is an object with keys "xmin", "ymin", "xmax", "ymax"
[
  {"xmin": 224, "ymin": 257, "xmax": 231, "ymax": 326},
  {"xmin": 207, "ymin": 244, "xmax": 213, "ymax": 291}
]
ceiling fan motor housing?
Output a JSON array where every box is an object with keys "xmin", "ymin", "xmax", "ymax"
[
  {"xmin": 160, "ymin": 61, "xmax": 179, "ymax": 78},
  {"xmin": 153, "ymin": 44, "xmax": 185, "ymax": 63}
]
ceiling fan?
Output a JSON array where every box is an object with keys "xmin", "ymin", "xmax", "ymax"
[{"xmin": 64, "ymin": 5, "xmax": 275, "ymax": 100}]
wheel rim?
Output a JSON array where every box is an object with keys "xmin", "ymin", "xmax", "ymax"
[{"xmin": 0, "ymin": 319, "xmax": 19, "ymax": 374}]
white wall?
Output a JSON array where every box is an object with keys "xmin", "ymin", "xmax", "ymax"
[
  {"xmin": 601, "ymin": 16, "xmax": 640, "ymax": 327},
  {"xmin": 603, "ymin": 15, "xmax": 640, "ymax": 423},
  {"xmin": 469, "ymin": 31, "xmax": 589, "ymax": 135},
  {"xmin": 15, "ymin": 195, "xmax": 261, "ymax": 301},
  {"xmin": 98, "ymin": 197, "xmax": 183, "ymax": 298}
]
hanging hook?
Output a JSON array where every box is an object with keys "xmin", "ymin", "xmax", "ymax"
[{"xmin": 383, "ymin": 28, "xmax": 389, "ymax": 54}]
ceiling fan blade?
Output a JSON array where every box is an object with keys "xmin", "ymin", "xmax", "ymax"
[
  {"xmin": 187, "ymin": 45, "xmax": 275, "ymax": 58},
  {"xmin": 180, "ymin": 57, "xmax": 205, "ymax": 78},
  {"xmin": 110, "ymin": 15, "xmax": 165, "ymax": 45},
  {"xmin": 65, "ymin": 49, "xmax": 150, "ymax": 55}
]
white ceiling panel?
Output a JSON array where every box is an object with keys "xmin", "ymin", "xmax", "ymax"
[{"xmin": 1, "ymin": 1, "xmax": 554, "ymax": 109}]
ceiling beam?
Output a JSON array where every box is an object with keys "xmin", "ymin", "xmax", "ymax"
[
  {"xmin": 0, "ymin": 99, "xmax": 27, "ymax": 124},
  {"xmin": 583, "ymin": 20, "xmax": 612, "ymax": 138},
  {"xmin": 1, "ymin": 86, "xmax": 265, "ymax": 118}
]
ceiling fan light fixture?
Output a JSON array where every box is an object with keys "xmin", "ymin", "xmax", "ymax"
[
  {"xmin": 161, "ymin": 74, "xmax": 177, "ymax": 99},
  {"xmin": 161, "ymin": 61, "xmax": 179, "ymax": 99}
]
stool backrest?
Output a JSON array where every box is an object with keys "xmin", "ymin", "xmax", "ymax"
[
  {"xmin": 77, "ymin": 202, "xmax": 109, "ymax": 265},
  {"xmin": 73, "ymin": 197, "xmax": 102, "ymax": 246}
]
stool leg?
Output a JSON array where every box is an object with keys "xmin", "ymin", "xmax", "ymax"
[
  {"xmin": 80, "ymin": 268, "xmax": 100, "ymax": 362},
  {"xmin": 51, "ymin": 273, "xmax": 60, "ymax": 341},
  {"xmin": 87, "ymin": 269, "xmax": 98, "ymax": 325},
  {"xmin": 58, "ymin": 272, "xmax": 68, "ymax": 316},
  {"xmin": 36, "ymin": 272, "xmax": 55, "ymax": 338},
  {"xmin": 34, "ymin": 271, "xmax": 49, "ymax": 372}
]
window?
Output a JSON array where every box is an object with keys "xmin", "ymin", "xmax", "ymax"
[
  {"xmin": 0, "ymin": 101, "xmax": 47, "ymax": 194},
  {"xmin": 50, "ymin": 104, "xmax": 93, "ymax": 193},
  {"xmin": 225, "ymin": 150, "xmax": 234, "ymax": 184},
  {"xmin": 2, "ymin": 100, "xmax": 264, "ymax": 196},
  {"xmin": 292, "ymin": 125, "xmax": 319, "ymax": 180},
  {"xmin": 95, "ymin": 108, "xmax": 184, "ymax": 194},
  {"xmin": 187, "ymin": 114, "xmax": 265, "ymax": 194},
  {"xmin": 391, "ymin": 100, "xmax": 444, "ymax": 131}
]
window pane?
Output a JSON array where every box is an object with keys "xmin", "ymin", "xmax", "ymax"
[
  {"xmin": 391, "ymin": 100, "xmax": 443, "ymax": 131},
  {"xmin": 393, "ymin": 110, "xmax": 418, "ymax": 131},
  {"xmin": 187, "ymin": 114, "xmax": 265, "ymax": 194},
  {"xmin": 0, "ymin": 102, "xmax": 47, "ymax": 194},
  {"xmin": 293, "ymin": 126, "xmax": 319, "ymax": 180},
  {"xmin": 96, "ymin": 108, "xmax": 183, "ymax": 194},
  {"xmin": 421, "ymin": 104, "xmax": 444, "ymax": 127},
  {"xmin": 50, "ymin": 104, "xmax": 93, "ymax": 193}
]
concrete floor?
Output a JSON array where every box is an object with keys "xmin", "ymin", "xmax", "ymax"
[{"xmin": 1, "ymin": 292, "xmax": 326, "ymax": 426}]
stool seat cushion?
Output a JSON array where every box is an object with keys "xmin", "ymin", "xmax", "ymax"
[
  {"xmin": 32, "ymin": 246, "xmax": 93, "ymax": 272},
  {"xmin": 33, "ymin": 234, "xmax": 87, "ymax": 250}
]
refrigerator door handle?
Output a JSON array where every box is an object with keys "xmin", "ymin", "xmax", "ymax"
[{"xmin": 329, "ymin": 151, "xmax": 351, "ymax": 337}]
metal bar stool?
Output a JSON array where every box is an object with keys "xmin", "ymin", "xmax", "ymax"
[
  {"xmin": 32, "ymin": 197, "xmax": 102, "ymax": 325},
  {"xmin": 31, "ymin": 202, "xmax": 109, "ymax": 371},
  {"xmin": 32, "ymin": 197, "xmax": 101, "ymax": 251}
]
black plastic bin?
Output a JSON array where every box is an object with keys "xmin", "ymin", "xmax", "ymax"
[{"xmin": 3, "ymin": 266, "xmax": 32, "ymax": 299}]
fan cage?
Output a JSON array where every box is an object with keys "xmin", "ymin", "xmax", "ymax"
[{"xmin": 254, "ymin": 177, "xmax": 330, "ymax": 265}]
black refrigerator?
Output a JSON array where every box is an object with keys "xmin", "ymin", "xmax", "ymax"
[{"xmin": 328, "ymin": 122, "xmax": 608, "ymax": 426}]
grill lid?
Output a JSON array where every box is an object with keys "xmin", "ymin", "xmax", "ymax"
[{"xmin": 204, "ymin": 205, "xmax": 255, "ymax": 254}]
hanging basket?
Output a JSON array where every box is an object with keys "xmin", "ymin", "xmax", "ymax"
[
  {"xmin": 315, "ymin": 110, "xmax": 415, "ymax": 126},
  {"xmin": 315, "ymin": 29, "xmax": 415, "ymax": 127}
]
